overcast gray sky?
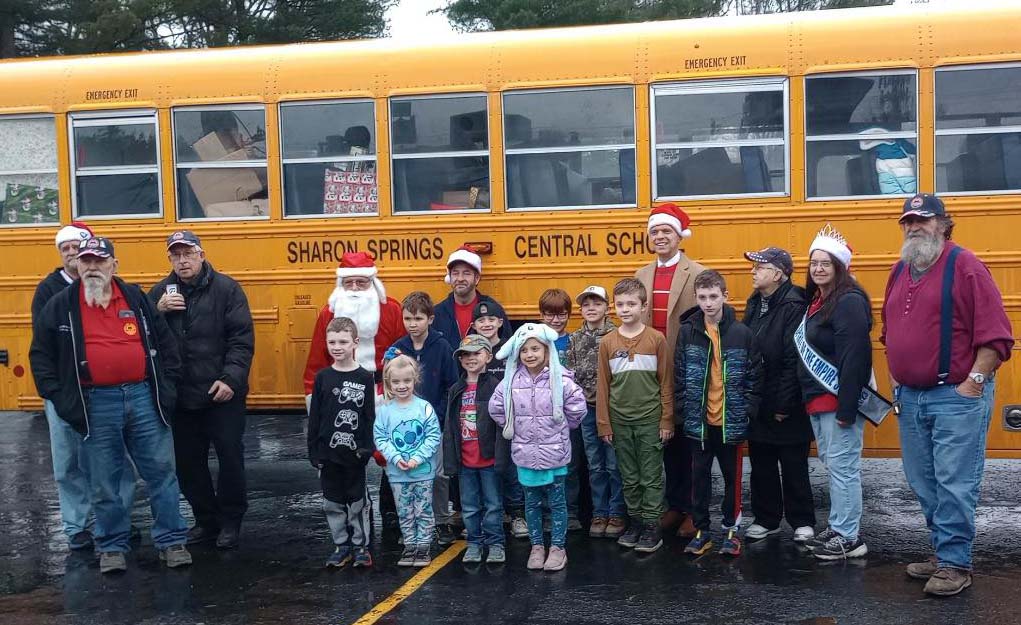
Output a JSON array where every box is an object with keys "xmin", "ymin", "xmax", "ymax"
[{"xmin": 386, "ymin": 0, "xmax": 457, "ymax": 41}]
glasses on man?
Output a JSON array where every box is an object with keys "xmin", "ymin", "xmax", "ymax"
[
  {"xmin": 169, "ymin": 249, "xmax": 200, "ymax": 261},
  {"xmin": 541, "ymin": 312, "xmax": 569, "ymax": 321},
  {"xmin": 342, "ymin": 278, "xmax": 372, "ymax": 290}
]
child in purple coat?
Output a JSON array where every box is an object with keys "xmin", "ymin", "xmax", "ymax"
[{"xmin": 489, "ymin": 323, "xmax": 586, "ymax": 572}]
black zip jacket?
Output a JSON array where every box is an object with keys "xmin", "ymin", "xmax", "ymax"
[
  {"xmin": 433, "ymin": 291, "xmax": 513, "ymax": 345},
  {"xmin": 31, "ymin": 268, "xmax": 73, "ymax": 321},
  {"xmin": 30, "ymin": 277, "xmax": 181, "ymax": 436},
  {"xmin": 443, "ymin": 372, "xmax": 507, "ymax": 474},
  {"xmin": 796, "ymin": 287, "xmax": 873, "ymax": 424},
  {"xmin": 148, "ymin": 262, "xmax": 254, "ymax": 411},
  {"xmin": 742, "ymin": 280, "xmax": 813, "ymax": 444}
]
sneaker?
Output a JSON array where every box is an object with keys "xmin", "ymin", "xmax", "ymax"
[
  {"xmin": 812, "ymin": 535, "xmax": 868, "ymax": 560},
  {"xmin": 325, "ymin": 546, "xmax": 353, "ymax": 568},
  {"xmin": 215, "ymin": 527, "xmax": 239, "ymax": 550},
  {"xmin": 486, "ymin": 544, "xmax": 506, "ymax": 564},
  {"xmin": 543, "ymin": 546, "xmax": 567, "ymax": 571},
  {"xmin": 677, "ymin": 514, "xmax": 697, "ymax": 539},
  {"xmin": 158, "ymin": 544, "xmax": 193, "ymax": 568},
  {"xmin": 720, "ymin": 529, "xmax": 742, "ymax": 556},
  {"xmin": 589, "ymin": 517, "xmax": 608, "ymax": 538},
  {"xmin": 745, "ymin": 523, "xmax": 780, "ymax": 541},
  {"xmin": 186, "ymin": 525, "xmax": 219, "ymax": 545},
  {"xmin": 352, "ymin": 546, "xmax": 373, "ymax": 568},
  {"xmin": 605, "ymin": 516, "xmax": 626, "ymax": 539},
  {"xmin": 804, "ymin": 526, "xmax": 838, "ymax": 550},
  {"xmin": 567, "ymin": 517, "xmax": 583, "ymax": 532},
  {"xmin": 99, "ymin": 551, "xmax": 127, "ymax": 574},
  {"xmin": 397, "ymin": 546, "xmax": 416, "ymax": 567},
  {"xmin": 924, "ymin": 567, "xmax": 972, "ymax": 596},
  {"xmin": 436, "ymin": 524, "xmax": 457, "ymax": 546},
  {"xmin": 69, "ymin": 530, "xmax": 94, "ymax": 551},
  {"xmin": 616, "ymin": 517, "xmax": 643, "ymax": 548},
  {"xmin": 460, "ymin": 527, "xmax": 468, "ymax": 539},
  {"xmin": 462, "ymin": 544, "xmax": 484, "ymax": 564},
  {"xmin": 634, "ymin": 522, "xmax": 663, "ymax": 553},
  {"xmin": 793, "ymin": 526, "xmax": 816, "ymax": 544},
  {"xmin": 527, "ymin": 545, "xmax": 546, "ymax": 570},
  {"xmin": 413, "ymin": 544, "xmax": 432, "ymax": 568},
  {"xmin": 906, "ymin": 556, "xmax": 939, "ymax": 580},
  {"xmin": 684, "ymin": 530, "xmax": 714, "ymax": 555},
  {"xmin": 510, "ymin": 517, "xmax": 529, "ymax": 538}
]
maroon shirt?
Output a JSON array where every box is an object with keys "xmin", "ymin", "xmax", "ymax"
[{"xmin": 881, "ymin": 241, "xmax": 1014, "ymax": 388}]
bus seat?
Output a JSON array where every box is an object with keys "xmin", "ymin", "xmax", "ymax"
[
  {"xmin": 971, "ymin": 134, "xmax": 1006, "ymax": 190},
  {"xmin": 675, "ymin": 148, "xmax": 742, "ymax": 195},
  {"xmin": 846, "ymin": 153, "xmax": 879, "ymax": 195},
  {"xmin": 814, "ymin": 155, "xmax": 850, "ymax": 197},
  {"xmin": 1002, "ymin": 134, "xmax": 1021, "ymax": 189},
  {"xmin": 944, "ymin": 153, "xmax": 978, "ymax": 192},
  {"xmin": 739, "ymin": 146, "xmax": 770, "ymax": 193}
]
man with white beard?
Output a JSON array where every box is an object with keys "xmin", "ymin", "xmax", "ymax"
[
  {"xmin": 881, "ymin": 193, "xmax": 1013, "ymax": 597},
  {"xmin": 30, "ymin": 237, "xmax": 191, "ymax": 574}
]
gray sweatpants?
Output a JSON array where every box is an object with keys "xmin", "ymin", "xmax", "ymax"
[
  {"xmin": 324, "ymin": 496, "xmax": 370, "ymax": 547},
  {"xmin": 433, "ymin": 444, "xmax": 452, "ymax": 525}
]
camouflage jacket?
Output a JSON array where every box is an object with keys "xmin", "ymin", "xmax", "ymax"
[{"xmin": 566, "ymin": 318, "xmax": 617, "ymax": 405}]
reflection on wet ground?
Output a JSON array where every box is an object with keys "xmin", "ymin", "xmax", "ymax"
[{"xmin": 1, "ymin": 411, "xmax": 1019, "ymax": 625}]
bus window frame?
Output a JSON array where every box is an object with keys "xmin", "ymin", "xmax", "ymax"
[
  {"xmin": 0, "ymin": 113, "xmax": 59, "ymax": 229},
  {"xmin": 388, "ymin": 92, "xmax": 492, "ymax": 216},
  {"xmin": 69, "ymin": 109, "xmax": 163, "ymax": 221},
  {"xmin": 171, "ymin": 103, "xmax": 269, "ymax": 223},
  {"xmin": 804, "ymin": 68, "xmax": 919, "ymax": 202},
  {"xmin": 503, "ymin": 84, "xmax": 637, "ymax": 212},
  {"xmin": 279, "ymin": 97, "xmax": 378, "ymax": 220},
  {"xmin": 650, "ymin": 77, "xmax": 790, "ymax": 201},
  {"xmin": 934, "ymin": 62, "xmax": 1021, "ymax": 197}
]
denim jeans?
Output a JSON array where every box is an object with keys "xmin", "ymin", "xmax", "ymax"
[
  {"xmin": 810, "ymin": 411, "xmax": 864, "ymax": 541},
  {"xmin": 566, "ymin": 427, "xmax": 583, "ymax": 519},
  {"xmin": 524, "ymin": 474, "xmax": 568, "ymax": 547},
  {"xmin": 897, "ymin": 382, "xmax": 995, "ymax": 571},
  {"xmin": 502, "ymin": 444, "xmax": 524, "ymax": 515},
  {"xmin": 459, "ymin": 465, "xmax": 504, "ymax": 546},
  {"xmin": 82, "ymin": 383, "xmax": 188, "ymax": 552},
  {"xmin": 45, "ymin": 400, "xmax": 135, "ymax": 538},
  {"xmin": 580, "ymin": 406, "xmax": 625, "ymax": 518}
]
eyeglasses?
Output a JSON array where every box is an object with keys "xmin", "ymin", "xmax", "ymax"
[
  {"xmin": 752, "ymin": 264, "xmax": 780, "ymax": 273},
  {"xmin": 809, "ymin": 260, "xmax": 833, "ymax": 270},
  {"xmin": 169, "ymin": 250, "xmax": 200, "ymax": 261},
  {"xmin": 341, "ymin": 278, "xmax": 372, "ymax": 290},
  {"xmin": 541, "ymin": 312, "xmax": 568, "ymax": 321}
]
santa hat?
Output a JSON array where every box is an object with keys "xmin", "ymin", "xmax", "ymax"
[
  {"xmin": 55, "ymin": 221, "xmax": 93, "ymax": 247},
  {"xmin": 495, "ymin": 323, "xmax": 566, "ymax": 441},
  {"xmin": 333, "ymin": 251, "xmax": 386, "ymax": 300},
  {"xmin": 648, "ymin": 204, "xmax": 692, "ymax": 239},
  {"xmin": 445, "ymin": 245, "xmax": 482, "ymax": 284},
  {"xmin": 809, "ymin": 223, "xmax": 853, "ymax": 268}
]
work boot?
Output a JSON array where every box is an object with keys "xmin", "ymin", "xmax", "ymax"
[
  {"xmin": 616, "ymin": 516, "xmax": 643, "ymax": 548},
  {"xmin": 543, "ymin": 546, "xmax": 567, "ymax": 571},
  {"xmin": 158, "ymin": 544, "xmax": 193, "ymax": 568},
  {"xmin": 924, "ymin": 567, "xmax": 972, "ymax": 596},
  {"xmin": 186, "ymin": 525, "xmax": 218, "ymax": 545},
  {"xmin": 99, "ymin": 551, "xmax": 127, "ymax": 574},
  {"xmin": 589, "ymin": 517, "xmax": 608, "ymax": 538},
  {"xmin": 605, "ymin": 516, "xmax": 626, "ymax": 539},
  {"xmin": 906, "ymin": 556, "xmax": 939, "ymax": 580},
  {"xmin": 634, "ymin": 522, "xmax": 663, "ymax": 553},
  {"xmin": 527, "ymin": 545, "xmax": 546, "ymax": 570},
  {"xmin": 676, "ymin": 514, "xmax": 697, "ymax": 539}
]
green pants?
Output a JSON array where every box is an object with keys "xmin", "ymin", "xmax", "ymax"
[{"xmin": 611, "ymin": 420, "xmax": 664, "ymax": 523}]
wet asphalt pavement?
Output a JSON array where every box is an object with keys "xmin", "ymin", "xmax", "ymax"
[{"xmin": 1, "ymin": 411, "xmax": 1020, "ymax": 625}]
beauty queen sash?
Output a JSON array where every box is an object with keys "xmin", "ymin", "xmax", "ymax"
[{"xmin": 795, "ymin": 315, "xmax": 892, "ymax": 426}]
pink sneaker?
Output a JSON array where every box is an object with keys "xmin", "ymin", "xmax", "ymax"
[
  {"xmin": 543, "ymin": 546, "xmax": 567, "ymax": 571},
  {"xmin": 527, "ymin": 545, "xmax": 546, "ymax": 570}
]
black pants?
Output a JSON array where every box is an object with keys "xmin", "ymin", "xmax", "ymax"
[
  {"xmin": 748, "ymin": 440, "xmax": 815, "ymax": 530},
  {"xmin": 690, "ymin": 426, "xmax": 743, "ymax": 531},
  {"xmin": 172, "ymin": 396, "xmax": 248, "ymax": 531},
  {"xmin": 664, "ymin": 433, "xmax": 692, "ymax": 513}
]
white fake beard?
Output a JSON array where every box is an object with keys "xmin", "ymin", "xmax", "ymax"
[
  {"xmin": 82, "ymin": 276, "xmax": 111, "ymax": 308},
  {"xmin": 901, "ymin": 232, "xmax": 943, "ymax": 270},
  {"xmin": 330, "ymin": 286, "xmax": 380, "ymax": 371}
]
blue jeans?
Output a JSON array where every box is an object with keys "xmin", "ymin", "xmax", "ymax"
[
  {"xmin": 45, "ymin": 400, "xmax": 135, "ymax": 538},
  {"xmin": 524, "ymin": 474, "xmax": 567, "ymax": 547},
  {"xmin": 82, "ymin": 383, "xmax": 188, "ymax": 552},
  {"xmin": 566, "ymin": 427, "xmax": 582, "ymax": 519},
  {"xmin": 502, "ymin": 443, "xmax": 524, "ymax": 515},
  {"xmin": 897, "ymin": 382, "xmax": 994, "ymax": 571},
  {"xmin": 810, "ymin": 411, "xmax": 864, "ymax": 541},
  {"xmin": 459, "ymin": 466, "xmax": 504, "ymax": 546},
  {"xmin": 580, "ymin": 406, "xmax": 625, "ymax": 518}
]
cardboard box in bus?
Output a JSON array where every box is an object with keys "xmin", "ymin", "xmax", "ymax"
[
  {"xmin": 204, "ymin": 198, "xmax": 268, "ymax": 218},
  {"xmin": 186, "ymin": 167, "xmax": 264, "ymax": 209},
  {"xmin": 442, "ymin": 187, "xmax": 489, "ymax": 209}
]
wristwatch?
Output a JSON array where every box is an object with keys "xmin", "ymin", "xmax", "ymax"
[{"xmin": 968, "ymin": 372, "xmax": 986, "ymax": 384}]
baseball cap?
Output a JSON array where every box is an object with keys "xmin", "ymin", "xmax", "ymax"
[
  {"xmin": 166, "ymin": 230, "xmax": 201, "ymax": 250},
  {"xmin": 744, "ymin": 247, "xmax": 794, "ymax": 277},
  {"xmin": 900, "ymin": 193, "xmax": 946, "ymax": 222},
  {"xmin": 472, "ymin": 299, "xmax": 505, "ymax": 322},
  {"xmin": 453, "ymin": 334, "xmax": 493, "ymax": 358},
  {"xmin": 77, "ymin": 236, "xmax": 115, "ymax": 259},
  {"xmin": 576, "ymin": 285, "xmax": 608, "ymax": 305}
]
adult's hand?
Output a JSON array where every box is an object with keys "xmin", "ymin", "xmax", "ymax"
[
  {"xmin": 956, "ymin": 379, "xmax": 984, "ymax": 398},
  {"xmin": 208, "ymin": 380, "xmax": 234, "ymax": 402},
  {"xmin": 158, "ymin": 293, "xmax": 186, "ymax": 312}
]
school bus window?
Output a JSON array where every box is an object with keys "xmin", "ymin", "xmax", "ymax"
[
  {"xmin": 935, "ymin": 65, "xmax": 1021, "ymax": 194},
  {"xmin": 504, "ymin": 86, "xmax": 635, "ymax": 210},
  {"xmin": 70, "ymin": 111, "xmax": 161, "ymax": 218},
  {"xmin": 0, "ymin": 116, "xmax": 58, "ymax": 226},
  {"xmin": 280, "ymin": 100, "xmax": 377, "ymax": 217},
  {"xmin": 390, "ymin": 94, "xmax": 489, "ymax": 213},
  {"xmin": 652, "ymin": 79, "xmax": 787, "ymax": 199},
  {"xmin": 805, "ymin": 71, "xmax": 917, "ymax": 199},
  {"xmin": 173, "ymin": 106, "xmax": 268, "ymax": 220}
]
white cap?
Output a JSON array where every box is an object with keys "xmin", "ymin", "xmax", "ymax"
[
  {"xmin": 55, "ymin": 222, "xmax": 93, "ymax": 247},
  {"xmin": 576, "ymin": 285, "xmax": 608, "ymax": 305}
]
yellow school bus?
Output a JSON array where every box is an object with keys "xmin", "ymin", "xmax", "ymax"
[{"xmin": 0, "ymin": 3, "xmax": 1018, "ymax": 456}]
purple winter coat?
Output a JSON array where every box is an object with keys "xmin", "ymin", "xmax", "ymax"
[{"xmin": 488, "ymin": 364, "xmax": 587, "ymax": 470}]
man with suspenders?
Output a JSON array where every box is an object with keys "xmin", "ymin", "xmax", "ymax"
[{"xmin": 881, "ymin": 193, "xmax": 1014, "ymax": 596}]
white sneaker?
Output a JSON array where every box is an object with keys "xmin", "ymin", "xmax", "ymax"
[
  {"xmin": 510, "ymin": 517, "xmax": 529, "ymax": 538},
  {"xmin": 745, "ymin": 523, "xmax": 780, "ymax": 540},
  {"xmin": 793, "ymin": 526, "xmax": 816, "ymax": 543}
]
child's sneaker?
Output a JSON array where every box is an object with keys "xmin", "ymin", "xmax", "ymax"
[
  {"xmin": 684, "ymin": 530, "xmax": 713, "ymax": 555},
  {"xmin": 527, "ymin": 545, "xmax": 546, "ymax": 570},
  {"xmin": 616, "ymin": 517, "xmax": 642, "ymax": 548},
  {"xmin": 813, "ymin": 534, "xmax": 867, "ymax": 560},
  {"xmin": 567, "ymin": 517, "xmax": 583, "ymax": 532},
  {"xmin": 589, "ymin": 517, "xmax": 608, "ymax": 538},
  {"xmin": 543, "ymin": 546, "xmax": 567, "ymax": 571},
  {"xmin": 436, "ymin": 524, "xmax": 457, "ymax": 546},
  {"xmin": 605, "ymin": 517, "xmax": 626, "ymax": 539},
  {"xmin": 720, "ymin": 529, "xmax": 742, "ymax": 556},
  {"xmin": 486, "ymin": 544, "xmax": 506, "ymax": 564},
  {"xmin": 634, "ymin": 522, "xmax": 663, "ymax": 553},
  {"xmin": 510, "ymin": 516, "xmax": 529, "ymax": 538},
  {"xmin": 352, "ymin": 547, "xmax": 373, "ymax": 568},
  {"xmin": 414, "ymin": 544, "xmax": 432, "ymax": 567},
  {"xmin": 397, "ymin": 545, "xmax": 416, "ymax": 567},
  {"xmin": 804, "ymin": 526, "xmax": 838, "ymax": 550},
  {"xmin": 325, "ymin": 546, "xmax": 353, "ymax": 568},
  {"xmin": 462, "ymin": 544, "xmax": 483, "ymax": 564}
]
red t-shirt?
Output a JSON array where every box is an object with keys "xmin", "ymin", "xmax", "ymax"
[
  {"xmin": 804, "ymin": 294, "xmax": 839, "ymax": 415},
  {"xmin": 460, "ymin": 382, "xmax": 493, "ymax": 468},
  {"xmin": 80, "ymin": 282, "xmax": 147, "ymax": 386},
  {"xmin": 652, "ymin": 264, "xmax": 676, "ymax": 335},
  {"xmin": 454, "ymin": 296, "xmax": 478, "ymax": 339}
]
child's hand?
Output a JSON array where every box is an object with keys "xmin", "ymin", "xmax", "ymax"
[
  {"xmin": 396, "ymin": 459, "xmax": 411, "ymax": 471},
  {"xmin": 659, "ymin": 429, "xmax": 674, "ymax": 443},
  {"xmin": 407, "ymin": 458, "xmax": 421, "ymax": 469},
  {"xmin": 601, "ymin": 434, "xmax": 613, "ymax": 444}
]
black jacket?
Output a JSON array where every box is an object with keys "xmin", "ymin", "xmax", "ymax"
[
  {"xmin": 31, "ymin": 268, "xmax": 73, "ymax": 321},
  {"xmin": 443, "ymin": 372, "xmax": 507, "ymax": 474},
  {"xmin": 29, "ymin": 277, "xmax": 181, "ymax": 436},
  {"xmin": 796, "ymin": 287, "xmax": 873, "ymax": 424},
  {"xmin": 743, "ymin": 281, "xmax": 813, "ymax": 444},
  {"xmin": 148, "ymin": 262, "xmax": 254, "ymax": 411},
  {"xmin": 433, "ymin": 291, "xmax": 513, "ymax": 345}
]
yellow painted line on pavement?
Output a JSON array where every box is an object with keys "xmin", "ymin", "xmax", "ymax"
[{"xmin": 350, "ymin": 540, "xmax": 466, "ymax": 625}]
